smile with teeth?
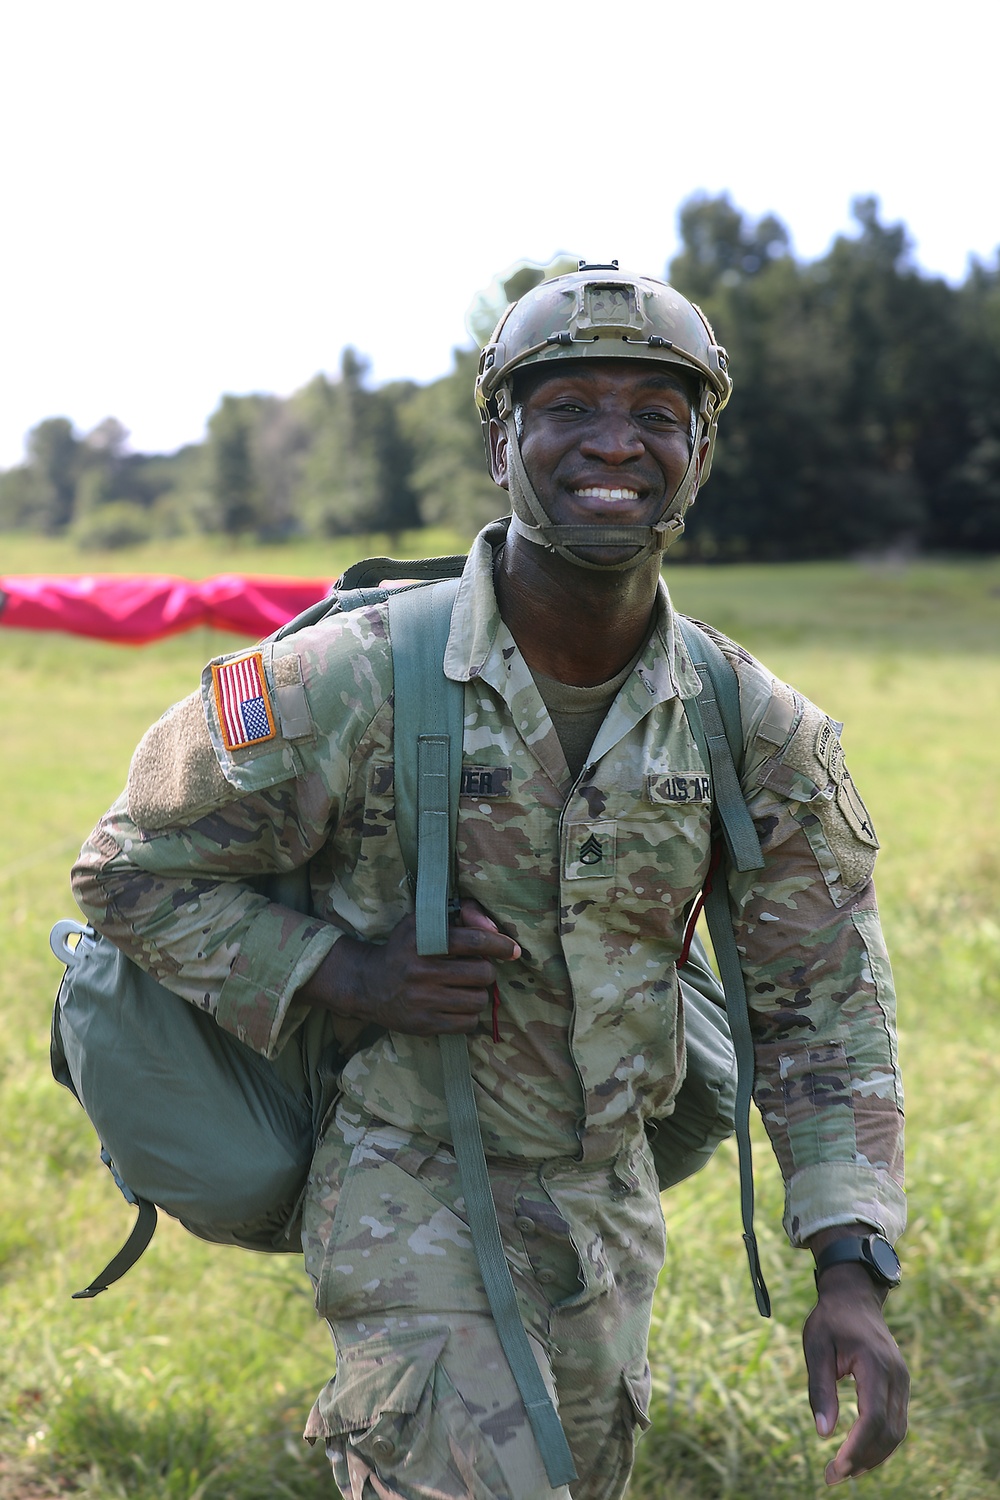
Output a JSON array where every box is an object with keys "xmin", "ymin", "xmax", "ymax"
[{"xmin": 572, "ymin": 486, "xmax": 641, "ymax": 502}]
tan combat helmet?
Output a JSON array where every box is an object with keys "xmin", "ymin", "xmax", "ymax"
[{"xmin": 475, "ymin": 260, "xmax": 732, "ymax": 570}]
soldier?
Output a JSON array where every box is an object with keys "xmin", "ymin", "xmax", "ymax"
[{"xmin": 73, "ymin": 264, "xmax": 908, "ymax": 1499}]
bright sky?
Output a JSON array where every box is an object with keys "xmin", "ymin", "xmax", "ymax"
[{"xmin": 1, "ymin": 0, "xmax": 996, "ymax": 470}]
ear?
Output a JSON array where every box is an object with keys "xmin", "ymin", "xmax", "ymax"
[
  {"xmin": 691, "ymin": 433, "xmax": 711, "ymax": 496},
  {"xmin": 488, "ymin": 417, "xmax": 510, "ymax": 490}
]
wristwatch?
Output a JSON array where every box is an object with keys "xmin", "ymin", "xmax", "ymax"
[{"xmin": 814, "ymin": 1233, "xmax": 901, "ymax": 1291}]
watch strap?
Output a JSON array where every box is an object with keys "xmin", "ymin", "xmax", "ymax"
[{"xmin": 814, "ymin": 1233, "xmax": 900, "ymax": 1289}]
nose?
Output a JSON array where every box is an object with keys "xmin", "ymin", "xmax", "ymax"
[{"xmin": 578, "ymin": 407, "xmax": 645, "ymax": 465}]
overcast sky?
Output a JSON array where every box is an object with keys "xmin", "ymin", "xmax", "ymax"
[{"xmin": 0, "ymin": 0, "xmax": 996, "ymax": 469}]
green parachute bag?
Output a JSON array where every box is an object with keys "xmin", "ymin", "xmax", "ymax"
[
  {"xmin": 647, "ymin": 930, "xmax": 736, "ymax": 1190},
  {"xmin": 49, "ymin": 865, "xmax": 353, "ymax": 1296}
]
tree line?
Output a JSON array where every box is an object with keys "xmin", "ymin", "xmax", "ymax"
[{"xmin": 2, "ymin": 195, "xmax": 998, "ymax": 560}]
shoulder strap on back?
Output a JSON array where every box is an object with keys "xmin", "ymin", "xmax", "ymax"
[
  {"xmin": 678, "ymin": 616, "xmax": 771, "ymax": 1318},
  {"xmin": 385, "ymin": 581, "xmax": 578, "ymax": 1490},
  {"xmin": 339, "ymin": 551, "xmax": 467, "ymax": 593},
  {"xmin": 269, "ymin": 551, "xmax": 468, "ymax": 645},
  {"xmin": 678, "ymin": 619, "xmax": 763, "ymax": 875}
]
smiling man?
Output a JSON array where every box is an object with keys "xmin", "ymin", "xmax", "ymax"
[{"xmin": 73, "ymin": 263, "xmax": 907, "ymax": 1500}]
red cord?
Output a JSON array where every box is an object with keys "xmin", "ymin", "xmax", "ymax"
[{"xmin": 679, "ymin": 840, "xmax": 723, "ymax": 967}]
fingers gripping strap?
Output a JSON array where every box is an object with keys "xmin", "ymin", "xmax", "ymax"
[
  {"xmin": 678, "ymin": 618, "xmax": 771, "ymax": 1318},
  {"xmin": 386, "ymin": 580, "xmax": 578, "ymax": 1487}
]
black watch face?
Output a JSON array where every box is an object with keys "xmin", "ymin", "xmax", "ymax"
[{"xmin": 867, "ymin": 1236, "xmax": 901, "ymax": 1284}]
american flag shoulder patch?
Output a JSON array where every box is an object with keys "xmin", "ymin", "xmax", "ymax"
[{"xmin": 211, "ymin": 651, "xmax": 277, "ymax": 752}]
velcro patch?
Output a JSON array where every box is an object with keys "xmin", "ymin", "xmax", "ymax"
[
  {"xmin": 775, "ymin": 699, "xmax": 879, "ymax": 892},
  {"xmin": 757, "ymin": 680, "xmax": 798, "ymax": 747},
  {"xmin": 815, "ymin": 719, "xmax": 846, "ymax": 781},
  {"xmin": 127, "ymin": 689, "xmax": 231, "ymax": 830},
  {"xmin": 211, "ymin": 652, "xmax": 277, "ymax": 752},
  {"xmin": 646, "ymin": 772, "xmax": 711, "ymax": 804},
  {"xmin": 369, "ymin": 765, "xmax": 513, "ymax": 800},
  {"xmin": 814, "ymin": 720, "xmax": 878, "ymax": 846},
  {"xmin": 461, "ymin": 765, "xmax": 511, "ymax": 798}
]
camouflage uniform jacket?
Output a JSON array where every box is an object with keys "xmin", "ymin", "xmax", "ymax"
[{"xmin": 72, "ymin": 524, "xmax": 905, "ymax": 1248}]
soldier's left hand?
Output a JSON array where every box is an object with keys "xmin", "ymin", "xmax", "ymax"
[{"xmin": 803, "ymin": 1265, "xmax": 909, "ymax": 1485}]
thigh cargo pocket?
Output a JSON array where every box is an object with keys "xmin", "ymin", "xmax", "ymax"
[
  {"xmin": 307, "ymin": 1324, "xmax": 447, "ymax": 1466},
  {"xmin": 308, "ymin": 1122, "xmax": 487, "ymax": 1322},
  {"xmin": 585, "ymin": 1365, "xmax": 651, "ymax": 1500},
  {"xmin": 620, "ymin": 1362, "xmax": 652, "ymax": 1435},
  {"xmin": 305, "ymin": 1322, "xmax": 511, "ymax": 1499}
]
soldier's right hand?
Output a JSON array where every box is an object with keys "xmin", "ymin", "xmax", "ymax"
[{"xmin": 298, "ymin": 900, "xmax": 520, "ymax": 1035}]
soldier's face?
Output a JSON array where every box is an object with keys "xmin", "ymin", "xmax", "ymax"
[{"xmin": 490, "ymin": 360, "xmax": 705, "ymax": 534}]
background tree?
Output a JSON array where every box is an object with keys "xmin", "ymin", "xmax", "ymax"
[
  {"xmin": 291, "ymin": 352, "xmax": 421, "ymax": 540},
  {"xmin": 3, "ymin": 199, "xmax": 998, "ymax": 558},
  {"xmin": 292, "ymin": 353, "xmax": 380, "ymax": 537},
  {"xmin": 937, "ymin": 254, "xmax": 1000, "ymax": 550},
  {"xmin": 669, "ymin": 192, "xmax": 790, "ymax": 300},
  {"xmin": 24, "ymin": 417, "xmax": 80, "ymax": 534},
  {"xmin": 249, "ymin": 396, "xmax": 309, "ymax": 541},
  {"xmin": 670, "ymin": 194, "xmax": 982, "ymax": 559},
  {"xmin": 401, "ymin": 349, "xmax": 502, "ymax": 535},
  {"xmin": 366, "ymin": 379, "xmax": 422, "ymax": 541},
  {"xmin": 205, "ymin": 395, "xmax": 266, "ymax": 535},
  {"xmin": 0, "ymin": 463, "xmax": 38, "ymax": 531}
]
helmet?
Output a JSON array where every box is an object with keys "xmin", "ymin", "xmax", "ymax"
[{"xmin": 474, "ymin": 261, "xmax": 732, "ymax": 569}]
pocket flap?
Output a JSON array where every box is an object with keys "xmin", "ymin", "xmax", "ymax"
[
  {"xmin": 307, "ymin": 1325, "xmax": 450, "ymax": 1437},
  {"xmin": 621, "ymin": 1363, "xmax": 652, "ymax": 1432}
]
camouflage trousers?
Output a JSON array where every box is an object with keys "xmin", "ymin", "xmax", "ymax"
[{"xmin": 301, "ymin": 1102, "xmax": 667, "ymax": 1500}]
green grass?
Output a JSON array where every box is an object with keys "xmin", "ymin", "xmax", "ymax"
[
  {"xmin": 2, "ymin": 535, "xmax": 1000, "ymax": 1497},
  {"xmin": 0, "ymin": 528, "xmax": 465, "ymax": 582}
]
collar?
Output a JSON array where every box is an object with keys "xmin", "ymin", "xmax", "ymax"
[{"xmin": 442, "ymin": 519, "xmax": 703, "ymax": 708}]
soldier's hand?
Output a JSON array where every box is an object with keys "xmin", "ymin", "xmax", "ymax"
[
  {"xmin": 300, "ymin": 900, "xmax": 520, "ymax": 1035},
  {"xmin": 803, "ymin": 1266, "xmax": 909, "ymax": 1485}
]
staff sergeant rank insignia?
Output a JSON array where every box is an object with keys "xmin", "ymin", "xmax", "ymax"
[{"xmin": 211, "ymin": 651, "xmax": 277, "ymax": 752}]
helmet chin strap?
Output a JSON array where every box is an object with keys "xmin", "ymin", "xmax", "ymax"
[{"xmin": 503, "ymin": 414, "xmax": 703, "ymax": 573}]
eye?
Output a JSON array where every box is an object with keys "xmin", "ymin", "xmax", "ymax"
[{"xmin": 638, "ymin": 407, "xmax": 682, "ymax": 426}]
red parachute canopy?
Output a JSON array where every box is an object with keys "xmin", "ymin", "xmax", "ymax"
[{"xmin": 0, "ymin": 574, "xmax": 335, "ymax": 644}]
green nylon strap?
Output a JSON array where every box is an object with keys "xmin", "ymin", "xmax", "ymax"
[
  {"xmin": 678, "ymin": 620, "xmax": 764, "ymax": 876},
  {"xmin": 386, "ymin": 581, "xmax": 578, "ymax": 1491},
  {"xmin": 388, "ymin": 579, "xmax": 462, "ymax": 892},
  {"xmin": 71, "ymin": 1197, "xmax": 158, "ymax": 1299},
  {"xmin": 678, "ymin": 617, "xmax": 772, "ymax": 1319},
  {"xmin": 702, "ymin": 877, "xmax": 771, "ymax": 1317},
  {"xmin": 415, "ymin": 733, "xmax": 454, "ymax": 958},
  {"xmin": 439, "ymin": 1033, "xmax": 578, "ymax": 1488}
]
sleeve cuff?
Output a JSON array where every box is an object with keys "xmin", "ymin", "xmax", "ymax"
[
  {"xmin": 783, "ymin": 1161, "xmax": 907, "ymax": 1247},
  {"xmin": 216, "ymin": 905, "xmax": 344, "ymax": 1058}
]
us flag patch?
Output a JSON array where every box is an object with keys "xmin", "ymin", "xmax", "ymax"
[{"xmin": 211, "ymin": 652, "xmax": 277, "ymax": 752}]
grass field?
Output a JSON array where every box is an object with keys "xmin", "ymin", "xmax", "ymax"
[{"xmin": 2, "ymin": 534, "xmax": 999, "ymax": 1498}]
